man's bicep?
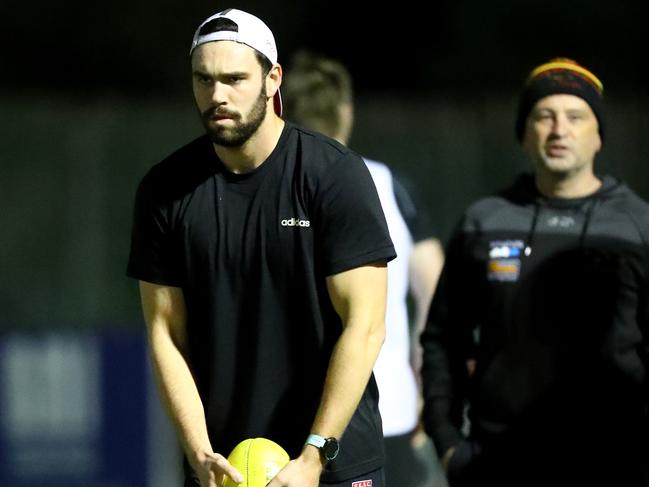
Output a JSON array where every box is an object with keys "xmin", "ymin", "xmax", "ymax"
[
  {"xmin": 325, "ymin": 262, "xmax": 388, "ymax": 326},
  {"xmin": 139, "ymin": 280, "xmax": 188, "ymax": 350}
]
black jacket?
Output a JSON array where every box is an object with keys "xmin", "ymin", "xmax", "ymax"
[{"xmin": 421, "ymin": 173, "xmax": 649, "ymax": 479}]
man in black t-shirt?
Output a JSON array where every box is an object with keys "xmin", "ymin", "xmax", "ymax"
[{"xmin": 127, "ymin": 8, "xmax": 395, "ymax": 487}]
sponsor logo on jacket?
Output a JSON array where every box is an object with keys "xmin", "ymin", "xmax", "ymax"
[
  {"xmin": 351, "ymin": 481, "xmax": 372, "ymax": 487},
  {"xmin": 488, "ymin": 240, "xmax": 523, "ymax": 282}
]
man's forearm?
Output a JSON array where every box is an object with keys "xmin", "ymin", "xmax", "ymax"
[
  {"xmin": 309, "ymin": 318, "xmax": 385, "ymax": 439},
  {"xmin": 297, "ymin": 262, "xmax": 387, "ymax": 471},
  {"xmin": 148, "ymin": 326, "xmax": 214, "ymax": 469},
  {"xmin": 140, "ymin": 282, "xmax": 214, "ymax": 468},
  {"xmin": 409, "ymin": 238, "xmax": 444, "ymax": 334}
]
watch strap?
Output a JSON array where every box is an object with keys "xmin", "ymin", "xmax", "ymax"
[{"xmin": 305, "ymin": 433, "xmax": 326, "ymax": 449}]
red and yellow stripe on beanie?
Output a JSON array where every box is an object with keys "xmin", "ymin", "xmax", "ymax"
[{"xmin": 515, "ymin": 58, "xmax": 605, "ymax": 142}]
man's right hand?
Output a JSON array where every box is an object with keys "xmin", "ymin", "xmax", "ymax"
[
  {"xmin": 192, "ymin": 450, "xmax": 244, "ymax": 487},
  {"xmin": 266, "ymin": 446, "xmax": 323, "ymax": 487}
]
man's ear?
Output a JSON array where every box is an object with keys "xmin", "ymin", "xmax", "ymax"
[{"xmin": 266, "ymin": 64, "xmax": 282, "ymax": 98}]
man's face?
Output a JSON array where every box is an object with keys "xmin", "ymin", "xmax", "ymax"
[
  {"xmin": 191, "ymin": 41, "xmax": 269, "ymax": 147},
  {"xmin": 523, "ymin": 94, "xmax": 602, "ymax": 176}
]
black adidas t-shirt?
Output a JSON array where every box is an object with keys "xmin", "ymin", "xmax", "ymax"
[{"xmin": 127, "ymin": 122, "xmax": 396, "ymax": 481}]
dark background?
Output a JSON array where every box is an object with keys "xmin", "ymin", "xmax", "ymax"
[
  {"xmin": 5, "ymin": 1, "xmax": 649, "ymax": 97},
  {"xmin": 2, "ymin": 0, "xmax": 649, "ymax": 329}
]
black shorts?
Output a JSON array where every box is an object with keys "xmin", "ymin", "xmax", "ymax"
[{"xmin": 321, "ymin": 467, "xmax": 385, "ymax": 487}]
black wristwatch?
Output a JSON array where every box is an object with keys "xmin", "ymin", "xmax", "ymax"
[{"xmin": 305, "ymin": 434, "xmax": 340, "ymax": 463}]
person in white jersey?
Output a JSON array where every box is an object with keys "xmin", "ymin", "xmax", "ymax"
[{"xmin": 282, "ymin": 50, "xmax": 446, "ymax": 487}]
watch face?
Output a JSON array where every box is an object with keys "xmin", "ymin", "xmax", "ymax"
[{"xmin": 323, "ymin": 437, "xmax": 340, "ymax": 461}]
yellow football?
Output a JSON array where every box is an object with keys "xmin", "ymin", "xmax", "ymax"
[{"xmin": 223, "ymin": 437, "xmax": 290, "ymax": 487}]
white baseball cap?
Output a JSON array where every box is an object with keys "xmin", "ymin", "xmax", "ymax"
[{"xmin": 190, "ymin": 8, "xmax": 282, "ymax": 116}]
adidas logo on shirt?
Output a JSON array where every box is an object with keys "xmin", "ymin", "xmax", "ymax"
[{"xmin": 281, "ymin": 217, "xmax": 310, "ymax": 227}]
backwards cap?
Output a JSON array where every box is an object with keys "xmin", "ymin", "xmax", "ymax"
[
  {"xmin": 515, "ymin": 57, "xmax": 604, "ymax": 142},
  {"xmin": 190, "ymin": 8, "xmax": 282, "ymax": 116}
]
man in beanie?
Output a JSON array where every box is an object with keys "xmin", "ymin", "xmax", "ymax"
[
  {"xmin": 421, "ymin": 58, "xmax": 649, "ymax": 486},
  {"xmin": 127, "ymin": 8, "xmax": 395, "ymax": 487}
]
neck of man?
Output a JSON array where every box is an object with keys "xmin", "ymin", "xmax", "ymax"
[
  {"xmin": 535, "ymin": 166, "xmax": 602, "ymax": 199},
  {"xmin": 214, "ymin": 115, "xmax": 285, "ymax": 174}
]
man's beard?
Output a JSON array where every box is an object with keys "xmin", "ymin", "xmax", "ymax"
[{"xmin": 200, "ymin": 85, "xmax": 268, "ymax": 148}]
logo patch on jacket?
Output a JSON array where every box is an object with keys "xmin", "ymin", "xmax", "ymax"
[
  {"xmin": 351, "ymin": 481, "xmax": 372, "ymax": 487},
  {"xmin": 488, "ymin": 240, "xmax": 523, "ymax": 282}
]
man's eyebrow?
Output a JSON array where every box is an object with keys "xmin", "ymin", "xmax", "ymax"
[
  {"xmin": 192, "ymin": 69, "xmax": 248, "ymax": 77},
  {"xmin": 192, "ymin": 67, "xmax": 211, "ymax": 77},
  {"xmin": 221, "ymin": 71, "xmax": 248, "ymax": 77}
]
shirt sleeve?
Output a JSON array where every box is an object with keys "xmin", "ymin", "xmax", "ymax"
[
  {"xmin": 126, "ymin": 174, "xmax": 184, "ymax": 287},
  {"xmin": 312, "ymin": 151, "xmax": 397, "ymax": 276},
  {"xmin": 392, "ymin": 172, "xmax": 438, "ymax": 243}
]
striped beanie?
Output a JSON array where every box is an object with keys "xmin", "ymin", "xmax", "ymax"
[{"xmin": 515, "ymin": 58, "xmax": 604, "ymax": 142}]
